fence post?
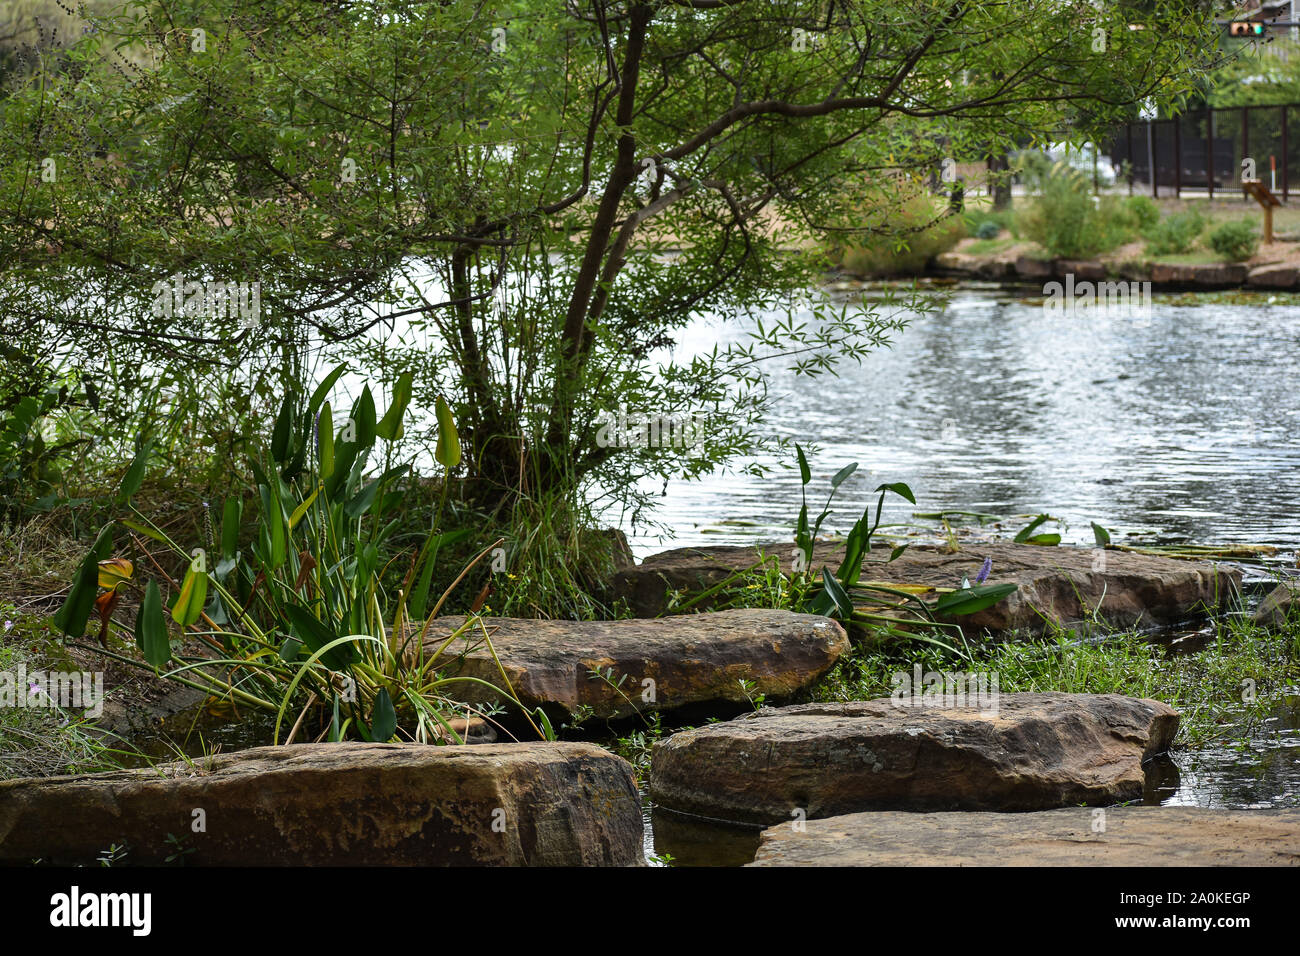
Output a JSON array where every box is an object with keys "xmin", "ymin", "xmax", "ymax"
[{"xmin": 1284, "ymin": 105, "xmax": 1290, "ymax": 202}]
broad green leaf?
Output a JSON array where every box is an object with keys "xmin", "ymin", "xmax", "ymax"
[
  {"xmin": 370, "ymin": 688, "xmax": 397, "ymax": 742},
  {"xmin": 134, "ymin": 579, "xmax": 171, "ymax": 668},
  {"xmin": 117, "ymin": 440, "xmax": 152, "ymax": 502},
  {"xmin": 830, "ymin": 461, "xmax": 858, "ymax": 489},
  {"xmin": 318, "ymin": 402, "xmax": 335, "ymax": 480},
  {"xmin": 821, "ymin": 568, "xmax": 854, "ymax": 619},
  {"xmin": 289, "ymin": 483, "xmax": 323, "ymax": 529},
  {"xmin": 121, "ymin": 517, "xmax": 169, "ymax": 544},
  {"xmin": 221, "ymin": 497, "xmax": 241, "ymax": 558},
  {"xmin": 53, "ymin": 525, "xmax": 113, "ymax": 637},
  {"xmin": 875, "ymin": 482, "xmax": 916, "ymax": 504},
  {"xmin": 932, "ymin": 582, "xmax": 1018, "ymax": 617},
  {"xmin": 344, "ymin": 478, "xmax": 381, "ymax": 519},
  {"xmin": 795, "ymin": 443, "xmax": 810, "ymax": 485},
  {"xmin": 171, "ymin": 562, "xmax": 208, "ymax": 627},
  {"xmin": 307, "ymin": 362, "xmax": 348, "ymax": 415},
  {"xmin": 1091, "ymin": 522, "xmax": 1111, "ymax": 547},
  {"xmin": 266, "ymin": 481, "xmax": 287, "ymax": 570},
  {"xmin": 270, "ymin": 391, "xmax": 296, "ymax": 464},
  {"xmin": 283, "ymin": 604, "xmax": 357, "ymax": 670},
  {"xmin": 434, "ymin": 395, "xmax": 461, "ymax": 468},
  {"xmin": 375, "ymin": 371, "xmax": 413, "ymax": 441},
  {"xmin": 1014, "ymin": 514, "xmax": 1052, "ymax": 544},
  {"xmin": 352, "ymin": 386, "xmax": 377, "ymax": 450}
]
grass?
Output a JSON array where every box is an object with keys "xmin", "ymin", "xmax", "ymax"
[
  {"xmin": 1148, "ymin": 250, "xmax": 1226, "ymax": 266},
  {"xmin": 0, "ymin": 615, "xmax": 123, "ymax": 779},
  {"xmin": 810, "ymin": 611, "xmax": 1300, "ymax": 747}
]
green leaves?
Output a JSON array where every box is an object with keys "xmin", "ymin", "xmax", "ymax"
[
  {"xmin": 819, "ymin": 567, "xmax": 854, "ymax": 619},
  {"xmin": 53, "ymin": 525, "xmax": 113, "ymax": 637},
  {"xmin": 282, "ymin": 604, "xmax": 358, "ymax": 671},
  {"xmin": 307, "ymin": 362, "xmax": 348, "ymax": 415},
  {"xmin": 318, "ymin": 401, "xmax": 336, "ymax": 479},
  {"xmin": 830, "ymin": 462, "xmax": 857, "ymax": 489},
  {"xmin": 134, "ymin": 580, "xmax": 171, "ymax": 668},
  {"xmin": 1014, "ymin": 514, "xmax": 1061, "ymax": 546},
  {"xmin": 1091, "ymin": 521, "xmax": 1111, "ymax": 547},
  {"xmin": 117, "ymin": 441, "xmax": 152, "ymax": 503},
  {"xmin": 931, "ymin": 582, "xmax": 1018, "ymax": 617},
  {"xmin": 171, "ymin": 554, "xmax": 208, "ymax": 627},
  {"xmin": 369, "ymin": 688, "xmax": 397, "ymax": 742},
  {"xmin": 434, "ymin": 395, "xmax": 461, "ymax": 468},
  {"xmin": 375, "ymin": 371, "xmax": 413, "ymax": 441}
]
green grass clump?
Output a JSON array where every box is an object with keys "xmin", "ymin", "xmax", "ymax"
[
  {"xmin": 1144, "ymin": 209, "xmax": 1206, "ymax": 256},
  {"xmin": 810, "ymin": 612, "xmax": 1300, "ymax": 747},
  {"xmin": 1208, "ymin": 218, "xmax": 1260, "ymax": 261}
]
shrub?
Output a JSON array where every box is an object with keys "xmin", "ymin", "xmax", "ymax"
[
  {"xmin": 1208, "ymin": 219, "xmax": 1259, "ymax": 261},
  {"xmin": 1017, "ymin": 158, "xmax": 1134, "ymax": 258},
  {"xmin": 1123, "ymin": 195, "xmax": 1160, "ymax": 232},
  {"xmin": 974, "ymin": 219, "xmax": 1000, "ymax": 239},
  {"xmin": 1144, "ymin": 209, "xmax": 1206, "ymax": 256},
  {"xmin": 834, "ymin": 193, "xmax": 967, "ymax": 276}
]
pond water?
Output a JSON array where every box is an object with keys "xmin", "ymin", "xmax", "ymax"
[{"xmin": 624, "ymin": 285, "xmax": 1300, "ymax": 559}]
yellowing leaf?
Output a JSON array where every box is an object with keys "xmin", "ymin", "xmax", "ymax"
[{"xmin": 97, "ymin": 558, "xmax": 134, "ymax": 591}]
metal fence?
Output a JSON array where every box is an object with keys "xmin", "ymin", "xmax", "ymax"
[{"xmin": 1103, "ymin": 104, "xmax": 1300, "ymax": 200}]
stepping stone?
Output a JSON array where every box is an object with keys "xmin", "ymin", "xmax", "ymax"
[
  {"xmin": 1252, "ymin": 582, "xmax": 1297, "ymax": 629},
  {"xmin": 748, "ymin": 806, "xmax": 1300, "ymax": 866},
  {"xmin": 609, "ymin": 540, "xmax": 1240, "ymax": 634},
  {"xmin": 0, "ymin": 742, "xmax": 642, "ymax": 866},
  {"xmin": 650, "ymin": 692, "xmax": 1178, "ymax": 825},
  {"xmin": 421, "ymin": 609, "xmax": 848, "ymax": 720}
]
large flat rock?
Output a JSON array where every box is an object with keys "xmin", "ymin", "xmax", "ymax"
[
  {"xmin": 749, "ymin": 806, "xmax": 1300, "ymax": 866},
  {"xmin": 650, "ymin": 693, "xmax": 1178, "ymax": 825},
  {"xmin": 0, "ymin": 742, "xmax": 643, "ymax": 866},
  {"xmin": 610, "ymin": 540, "xmax": 1239, "ymax": 634},
  {"xmin": 422, "ymin": 609, "xmax": 848, "ymax": 720}
]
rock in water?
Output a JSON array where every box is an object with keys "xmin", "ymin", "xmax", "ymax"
[
  {"xmin": 749, "ymin": 806, "xmax": 1300, "ymax": 866},
  {"xmin": 0, "ymin": 742, "xmax": 644, "ymax": 866},
  {"xmin": 650, "ymin": 692, "xmax": 1178, "ymax": 825}
]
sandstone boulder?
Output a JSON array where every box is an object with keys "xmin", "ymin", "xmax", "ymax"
[
  {"xmin": 1246, "ymin": 263, "xmax": 1300, "ymax": 289},
  {"xmin": 422, "ymin": 609, "xmax": 848, "ymax": 720},
  {"xmin": 1253, "ymin": 582, "xmax": 1297, "ymax": 629},
  {"xmin": 650, "ymin": 692, "xmax": 1179, "ymax": 825},
  {"xmin": 609, "ymin": 540, "xmax": 1239, "ymax": 634},
  {"xmin": 1150, "ymin": 262, "xmax": 1249, "ymax": 288},
  {"xmin": 0, "ymin": 742, "xmax": 643, "ymax": 866},
  {"xmin": 749, "ymin": 806, "xmax": 1300, "ymax": 866}
]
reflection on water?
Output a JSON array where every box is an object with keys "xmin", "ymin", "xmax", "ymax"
[
  {"xmin": 1153, "ymin": 693, "xmax": 1300, "ymax": 809},
  {"xmin": 627, "ymin": 289, "xmax": 1300, "ymax": 558}
]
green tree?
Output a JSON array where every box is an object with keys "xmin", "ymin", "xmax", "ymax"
[{"xmin": 0, "ymin": 0, "xmax": 1222, "ymax": 521}]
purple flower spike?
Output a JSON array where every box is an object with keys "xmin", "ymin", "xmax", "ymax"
[{"xmin": 975, "ymin": 557, "xmax": 992, "ymax": 585}]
